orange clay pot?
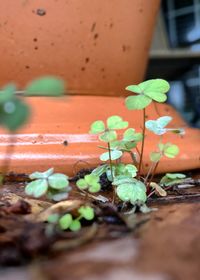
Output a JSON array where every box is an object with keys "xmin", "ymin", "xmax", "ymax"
[
  {"xmin": 0, "ymin": 0, "xmax": 160, "ymax": 96},
  {"xmin": 0, "ymin": 0, "xmax": 199, "ymax": 175},
  {"xmin": 0, "ymin": 96, "xmax": 199, "ymax": 176}
]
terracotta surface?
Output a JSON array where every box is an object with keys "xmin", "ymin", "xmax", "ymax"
[
  {"xmin": 0, "ymin": 0, "xmax": 160, "ymax": 96},
  {"xmin": 0, "ymin": 96, "xmax": 199, "ymax": 176}
]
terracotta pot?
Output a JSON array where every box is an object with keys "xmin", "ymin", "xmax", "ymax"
[
  {"xmin": 0, "ymin": 0, "xmax": 160, "ymax": 96},
  {"xmin": 1, "ymin": 0, "xmax": 199, "ymax": 176},
  {"xmin": 0, "ymin": 96, "xmax": 199, "ymax": 176}
]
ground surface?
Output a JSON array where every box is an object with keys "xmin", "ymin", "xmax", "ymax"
[{"xmin": 0, "ymin": 174, "xmax": 200, "ymax": 280}]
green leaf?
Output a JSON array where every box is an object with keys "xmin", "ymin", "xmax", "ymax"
[
  {"xmin": 25, "ymin": 76, "xmax": 65, "ymax": 96},
  {"xmin": 47, "ymin": 214, "xmax": 59, "ymax": 223},
  {"xmin": 49, "ymin": 191, "xmax": 70, "ymax": 202},
  {"xmin": 92, "ymin": 164, "xmax": 109, "ymax": 176},
  {"xmin": 85, "ymin": 174, "xmax": 99, "ymax": 185},
  {"xmin": 165, "ymin": 173, "xmax": 186, "ymax": 179},
  {"xmin": 90, "ymin": 120, "xmax": 105, "ymax": 134},
  {"xmin": 164, "ymin": 144, "xmax": 179, "ymax": 158},
  {"xmin": 88, "ymin": 182, "xmax": 101, "ymax": 193},
  {"xmin": 76, "ymin": 178, "xmax": 88, "ymax": 190},
  {"xmin": 145, "ymin": 116, "xmax": 172, "ymax": 135},
  {"xmin": 125, "ymin": 95, "xmax": 151, "ymax": 110},
  {"xmin": 0, "ymin": 98, "xmax": 30, "ymax": 131},
  {"xmin": 99, "ymin": 130, "xmax": 117, "ymax": 142},
  {"xmin": 123, "ymin": 128, "xmax": 143, "ymax": 142},
  {"xmin": 115, "ymin": 164, "xmax": 137, "ymax": 177},
  {"xmin": 0, "ymin": 84, "xmax": 16, "ymax": 103},
  {"xmin": 59, "ymin": 213, "xmax": 73, "ymax": 230},
  {"xmin": 150, "ymin": 152, "xmax": 162, "ymax": 162},
  {"xmin": 160, "ymin": 173, "xmax": 186, "ymax": 186},
  {"xmin": 29, "ymin": 168, "xmax": 54, "ymax": 179},
  {"xmin": 78, "ymin": 206, "xmax": 95, "ymax": 220},
  {"xmin": 25, "ymin": 179, "xmax": 48, "ymax": 198},
  {"xmin": 69, "ymin": 220, "xmax": 81, "ymax": 231},
  {"xmin": 100, "ymin": 150, "xmax": 123, "ymax": 161},
  {"xmin": 48, "ymin": 173, "xmax": 69, "ymax": 189},
  {"xmin": 116, "ymin": 180, "xmax": 147, "ymax": 204},
  {"xmin": 107, "ymin": 115, "xmax": 128, "ymax": 130},
  {"xmin": 137, "ymin": 79, "xmax": 169, "ymax": 102},
  {"xmin": 113, "ymin": 176, "xmax": 139, "ymax": 186}
]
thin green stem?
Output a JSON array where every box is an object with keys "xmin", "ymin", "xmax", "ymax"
[
  {"xmin": 108, "ymin": 142, "xmax": 114, "ymax": 181},
  {"xmin": 138, "ymin": 108, "xmax": 146, "ymax": 177}
]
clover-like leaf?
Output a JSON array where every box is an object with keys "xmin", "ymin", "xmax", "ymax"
[
  {"xmin": 164, "ymin": 144, "xmax": 179, "ymax": 158},
  {"xmin": 145, "ymin": 116, "xmax": 172, "ymax": 135},
  {"xmin": 48, "ymin": 173, "xmax": 69, "ymax": 189},
  {"xmin": 88, "ymin": 182, "xmax": 101, "ymax": 193},
  {"xmin": 99, "ymin": 130, "xmax": 117, "ymax": 142},
  {"xmin": 150, "ymin": 152, "xmax": 162, "ymax": 162},
  {"xmin": 123, "ymin": 128, "xmax": 143, "ymax": 142},
  {"xmin": 78, "ymin": 206, "xmax": 95, "ymax": 220},
  {"xmin": 29, "ymin": 168, "xmax": 54, "ymax": 180},
  {"xmin": 125, "ymin": 79, "xmax": 170, "ymax": 109},
  {"xmin": 25, "ymin": 76, "xmax": 65, "ymax": 96},
  {"xmin": 138, "ymin": 79, "xmax": 170, "ymax": 102},
  {"xmin": 90, "ymin": 120, "xmax": 105, "ymax": 134},
  {"xmin": 25, "ymin": 179, "xmax": 48, "ymax": 198},
  {"xmin": 84, "ymin": 174, "xmax": 99, "ymax": 185},
  {"xmin": 69, "ymin": 220, "xmax": 81, "ymax": 231},
  {"xmin": 100, "ymin": 150, "xmax": 123, "ymax": 161},
  {"xmin": 77, "ymin": 174, "xmax": 101, "ymax": 193},
  {"xmin": 125, "ymin": 95, "xmax": 151, "ymax": 110},
  {"xmin": 76, "ymin": 178, "xmax": 88, "ymax": 190},
  {"xmin": 59, "ymin": 213, "xmax": 73, "ymax": 230},
  {"xmin": 115, "ymin": 163, "xmax": 137, "ymax": 177},
  {"xmin": 107, "ymin": 115, "xmax": 128, "ymax": 130},
  {"xmin": 116, "ymin": 179, "xmax": 147, "ymax": 204}
]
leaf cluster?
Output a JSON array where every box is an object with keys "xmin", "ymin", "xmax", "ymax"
[{"xmin": 25, "ymin": 168, "xmax": 71, "ymax": 201}]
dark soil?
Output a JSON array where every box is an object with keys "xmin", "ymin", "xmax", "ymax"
[{"xmin": 0, "ymin": 170, "xmax": 200, "ymax": 280}]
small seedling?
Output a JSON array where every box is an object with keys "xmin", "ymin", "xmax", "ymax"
[
  {"xmin": 57, "ymin": 206, "xmax": 95, "ymax": 232},
  {"xmin": 25, "ymin": 168, "xmax": 71, "ymax": 200},
  {"xmin": 125, "ymin": 79, "xmax": 170, "ymax": 176},
  {"xmin": 90, "ymin": 115, "xmax": 129, "ymax": 180},
  {"xmin": 76, "ymin": 174, "xmax": 101, "ymax": 193}
]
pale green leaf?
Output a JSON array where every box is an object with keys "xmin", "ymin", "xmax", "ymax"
[
  {"xmin": 99, "ymin": 130, "xmax": 117, "ymax": 142},
  {"xmin": 25, "ymin": 76, "xmax": 65, "ymax": 96},
  {"xmin": 69, "ymin": 220, "xmax": 81, "ymax": 231},
  {"xmin": 78, "ymin": 206, "xmax": 95, "ymax": 220},
  {"xmin": 76, "ymin": 178, "xmax": 88, "ymax": 190},
  {"xmin": 90, "ymin": 120, "xmax": 105, "ymax": 134},
  {"xmin": 59, "ymin": 214, "xmax": 73, "ymax": 230},
  {"xmin": 164, "ymin": 144, "xmax": 179, "ymax": 158},
  {"xmin": 107, "ymin": 115, "xmax": 128, "ymax": 130},
  {"xmin": 25, "ymin": 179, "xmax": 48, "ymax": 198},
  {"xmin": 29, "ymin": 168, "xmax": 54, "ymax": 179},
  {"xmin": 100, "ymin": 150, "xmax": 123, "ymax": 161},
  {"xmin": 125, "ymin": 95, "xmax": 151, "ymax": 110},
  {"xmin": 150, "ymin": 152, "xmax": 162, "ymax": 162},
  {"xmin": 48, "ymin": 173, "xmax": 69, "ymax": 189}
]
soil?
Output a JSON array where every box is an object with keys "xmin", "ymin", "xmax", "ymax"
[{"xmin": 0, "ymin": 170, "xmax": 200, "ymax": 280}]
